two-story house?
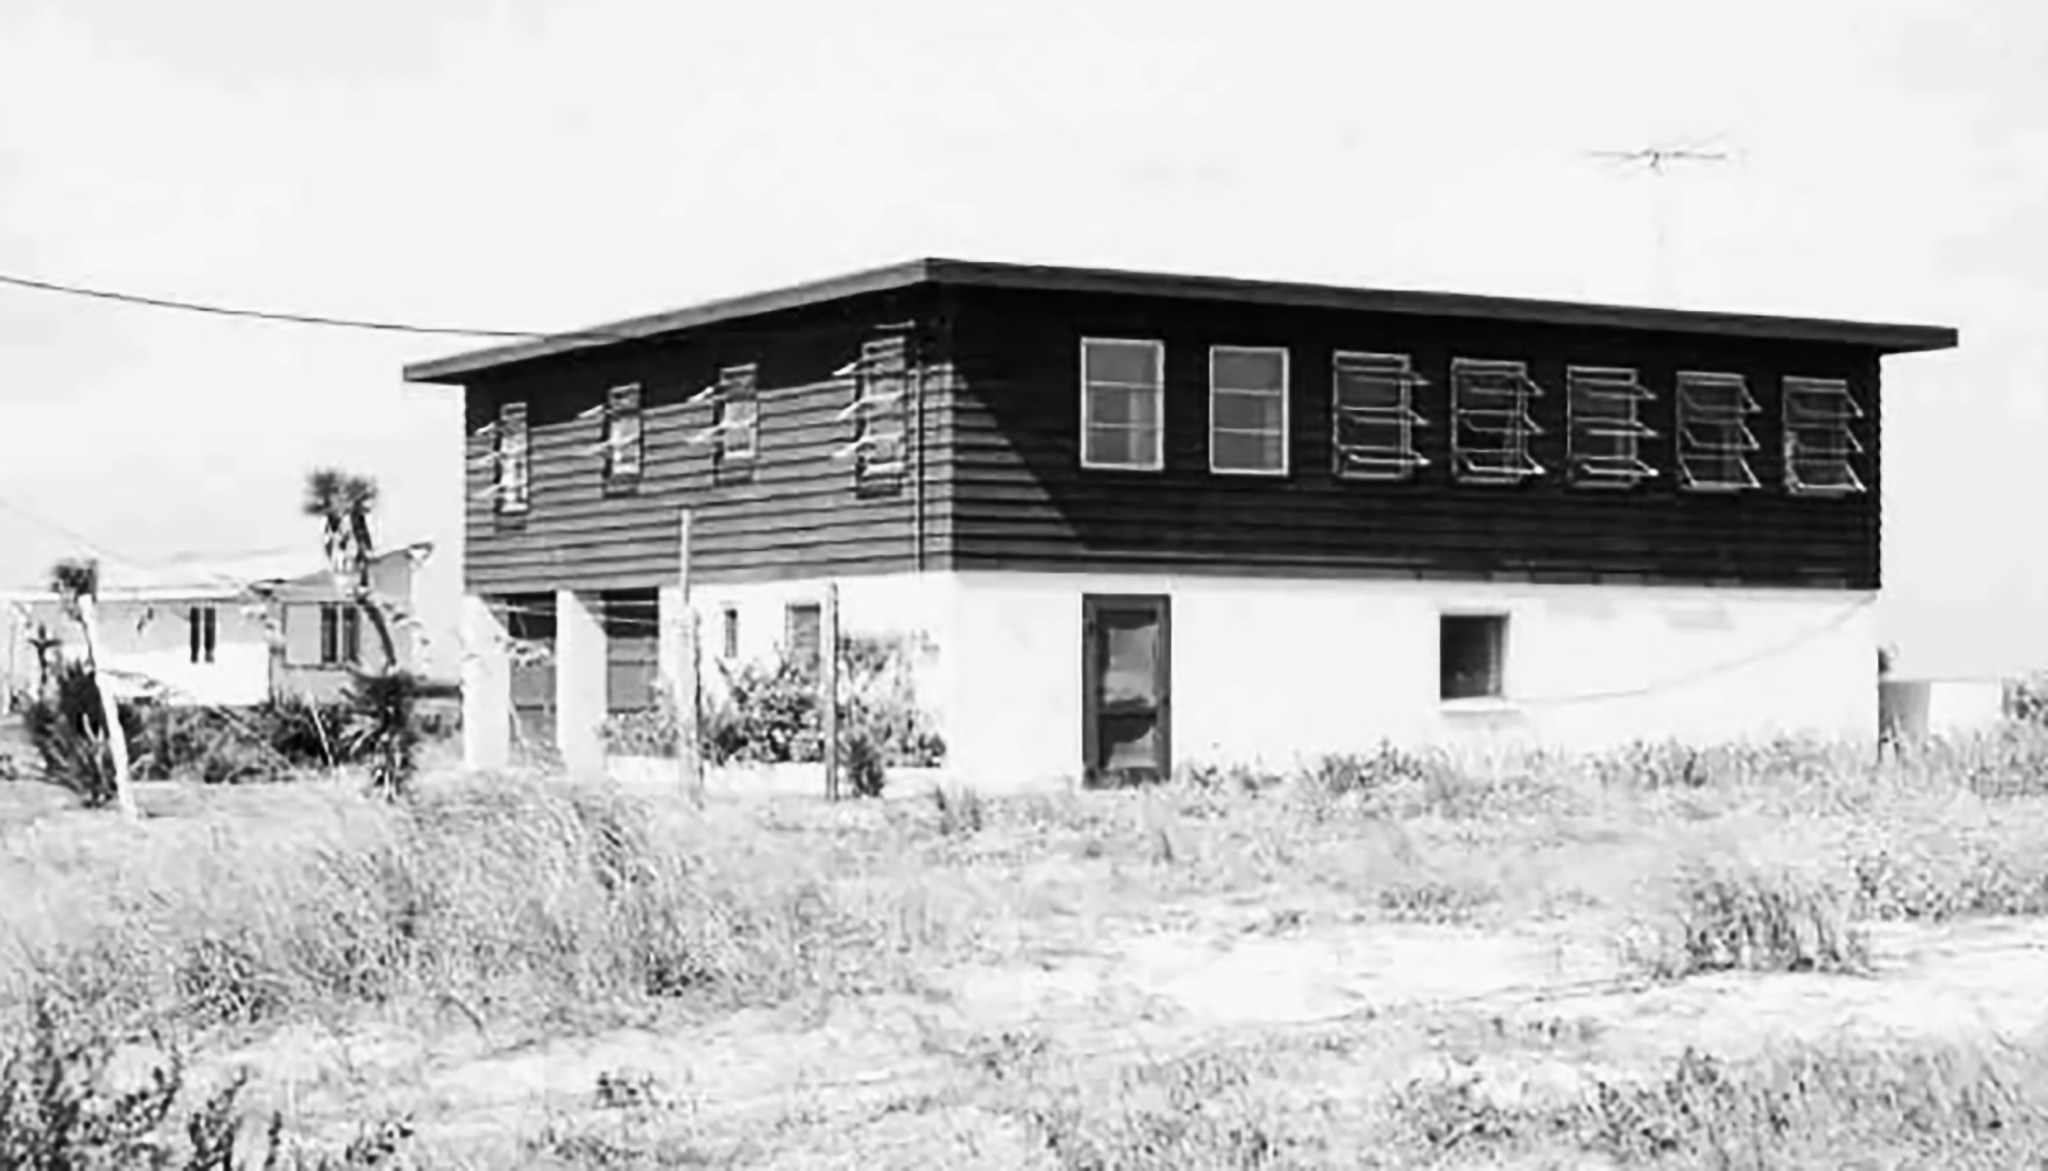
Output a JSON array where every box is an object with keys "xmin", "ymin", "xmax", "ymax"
[{"xmin": 405, "ymin": 259, "xmax": 1956, "ymax": 790}]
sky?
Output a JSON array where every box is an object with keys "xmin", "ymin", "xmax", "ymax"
[{"xmin": 0, "ymin": 0, "xmax": 2042, "ymax": 677}]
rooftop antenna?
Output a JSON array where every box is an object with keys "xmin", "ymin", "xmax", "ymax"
[{"xmin": 1586, "ymin": 135, "xmax": 1733, "ymax": 306}]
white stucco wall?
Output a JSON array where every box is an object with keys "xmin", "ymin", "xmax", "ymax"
[
  {"xmin": 7, "ymin": 598, "xmax": 272, "ymax": 707},
  {"xmin": 942, "ymin": 572, "xmax": 1879, "ymax": 790}
]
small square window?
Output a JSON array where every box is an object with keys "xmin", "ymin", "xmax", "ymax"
[
  {"xmin": 1440, "ymin": 614, "xmax": 1506, "ymax": 701},
  {"xmin": 1081, "ymin": 338, "xmax": 1165, "ymax": 471},
  {"xmin": 1209, "ymin": 346, "xmax": 1289, "ymax": 476}
]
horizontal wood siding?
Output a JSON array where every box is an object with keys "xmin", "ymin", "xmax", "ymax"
[
  {"xmin": 944, "ymin": 287, "xmax": 1882, "ymax": 589},
  {"xmin": 462, "ymin": 290, "xmax": 950, "ymax": 594}
]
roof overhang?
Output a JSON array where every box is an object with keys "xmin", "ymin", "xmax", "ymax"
[{"xmin": 403, "ymin": 257, "xmax": 1960, "ymax": 384}]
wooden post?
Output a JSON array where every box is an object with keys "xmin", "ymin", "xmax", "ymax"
[
  {"xmin": 822, "ymin": 582, "xmax": 840, "ymax": 801},
  {"xmin": 671, "ymin": 511, "xmax": 703, "ymax": 809}
]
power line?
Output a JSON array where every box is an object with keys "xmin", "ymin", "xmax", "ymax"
[{"xmin": 0, "ymin": 270, "xmax": 632, "ymax": 344}]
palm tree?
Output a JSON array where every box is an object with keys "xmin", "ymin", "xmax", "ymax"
[
  {"xmin": 49, "ymin": 558, "xmax": 139, "ymax": 820},
  {"xmin": 302, "ymin": 468, "xmax": 398, "ymax": 670},
  {"xmin": 303, "ymin": 468, "xmax": 418, "ymax": 799}
]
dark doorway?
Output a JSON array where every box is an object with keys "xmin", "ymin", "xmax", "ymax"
[{"xmin": 1082, "ymin": 594, "xmax": 1172, "ymax": 787}]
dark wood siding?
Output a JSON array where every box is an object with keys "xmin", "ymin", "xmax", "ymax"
[
  {"xmin": 461, "ymin": 290, "xmax": 951, "ymax": 594},
  {"xmin": 942, "ymin": 287, "xmax": 1882, "ymax": 589}
]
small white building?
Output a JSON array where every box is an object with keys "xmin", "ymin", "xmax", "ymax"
[{"xmin": 2, "ymin": 543, "xmax": 436, "ymax": 709}]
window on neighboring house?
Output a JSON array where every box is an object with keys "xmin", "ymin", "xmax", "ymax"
[
  {"xmin": 319, "ymin": 603, "xmax": 361, "ymax": 667},
  {"xmin": 848, "ymin": 335, "xmax": 911, "ymax": 491},
  {"xmin": 1450, "ymin": 358, "xmax": 1545, "ymax": 483},
  {"xmin": 496, "ymin": 401, "xmax": 531, "ymax": 514},
  {"xmin": 721, "ymin": 605, "xmax": 740, "ymax": 661},
  {"xmin": 1332, "ymin": 351, "xmax": 1430, "ymax": 481},
  {"xmin": 785, "ymin": 602, "xmax": 822, "ymax": 673},
  {"xmin": 1080, "ymin": 338, "xmax": 1165, "ymax": 471},
  {"xmin": 1676, "ymin": 371, "xmax": 1761, "ymax": 491},
  {"xmin": 1440, "ymin": 613, "xmax": 1506, "ymax": 701},
  {"xmin": 604, "ymin": 383, "xmax": 643, "ymax": 489},
  {"xmin": 1567, "ymin": 366, "xmax": 1658, "ymax": 488},
  {"xmin": 1208, "ymin": 346, "xmax": 1289, "ymax": 475},
  {"xmin": 188, "ymin": 605, "xmax": 217, "ymax": 665},
  {"xmin": 1782, "ymin": 376, "xmax": 1866, "ymax": 495},
  {"xmin": 714, "ymin": 365, "xmax": 759, "ymax": 467}
]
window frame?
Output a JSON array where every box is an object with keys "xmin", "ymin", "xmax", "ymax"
[
  {"xmin": 721, "ymin": 605, "xmax": 740, "ymax": 661},
  {"xmin": 318, "ymin": 603, "xmax": 361, "ymax": 667},
  {"xmin": 1675, "ymin": 370, "xmax": 1762, "ymax": 493},
  {"xmin": 1781, "ymin": 375, "xmax": 1867, "ymax": 496},
  {"xmin": 1565, "ymin": 365, "xmax": 1658, "ymax": 489},
  {"xmin": 1079, "ymin": 337, "xmax": 1166, "ymax": 473},
  {"xmin": 1331, "ymin": 350, "xmax": 1430, "ymax": 482},
  {"xmin": 785, "ymin": 602, "xmax": 823, "ymax": 674},
  {"xmin": 1438, "ymin": 611, "xmax": 1509, "ymax": 703},
  {"xmin": 603, "ymin": 383, "xmax": 644, "ymax": 489},
  {"xmin": 853, "ymin": 336, "xmax": 911, "ymax": 491},
  {"xmin": 495, "ymin": 400, "xmax": 531, "ymax": 515},
  {"xmin": 1449, "ymin": 357, "xmax": 1546, "ymax": 484},
  {"xmin": 188, "ymin": 605, "xmax": 218, "ymax": 665},
  {"xmin": 714, "ymin": 364, "xmax": 760, "ymax": 466},
  {"xmin": 1207, "ymin": 345, "xmax": 1291, "ymax": 477}
]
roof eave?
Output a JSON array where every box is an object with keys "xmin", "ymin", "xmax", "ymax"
[{"xmin": 403, "ymin": 258, "xmax": 938, "ymax": 385}]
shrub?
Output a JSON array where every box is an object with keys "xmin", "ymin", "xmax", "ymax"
[
  {"xmin": 20, "ymin": 660, "xmax": 142, "ymax": 806},
  {"xmin": 1626, "ymin": 856, "xmax": 1869, "ymax": 979}
]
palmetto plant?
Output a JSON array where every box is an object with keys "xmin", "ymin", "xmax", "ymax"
[{"xmin": 303, "ymin": 467, "xmax": 417, "ymax": 799}]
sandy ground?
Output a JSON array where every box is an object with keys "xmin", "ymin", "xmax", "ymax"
[{"xmin": 222, "ymin": 889, "xmax": 2048, "ymax": 1165}]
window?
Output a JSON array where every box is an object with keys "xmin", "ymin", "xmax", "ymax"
[
  {"xmin": 1332, "ymin": 352, "xmax": 1430, "ymax": 480},
  {"xmin": 1676, "ymin": 372, "xmax": 1761, "ymax": 491},
  {"xmin": 1566, "ymin": 366, "xmax": 1657, "ymax": 488},
  {"xmin": 1080, "ymin": 338, "xmax": 1164, "ymax": 471},
  {"xmin": 1440, "ymin": 614, "xmax": 1506, "ymax": 701},
  {"xmin": 319, "ymin": 603, "xmax": 361, "ymax": 667},
  {"xmin": 721, "ymin": 605, "xmax": 740, "ymax": 661},
  {"xmin": 1782, "ymin": 376, "xmax": 1866, "ymax": 495},
  {"xmin": 1208, "ymin": 346, "xmax": 1288, "ymax": 475},
  {"xmin": 496, "ymin": 401, "xmax": 530, "ymax": 514},
  {"xmin": 715, "ymin": 365, "xmax": 759, "ymax": 465},
  {"xmin": 847, "ymin": 335, "xmax": 911, "ymax": 491},
  {"xmin": 785, "ymin": 602, "xmax": 822, "ymax": 673},
  {"xmin": 188, "ymin": 605, "xmax": 218, "ymax": 665},
  {"xmin": 1451, "ymin": 359, "xmax": 1545, "ymax": 483},
  {"xmin": 604, "ymin": 384, "xmax": 643, "ymax": 487}
]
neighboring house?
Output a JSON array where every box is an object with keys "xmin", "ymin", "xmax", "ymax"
[
  {"xmin": 404, "ymin": 258, "xmax": 1956, "ymax": 790},
  {"xmin": 1, "ymin": 543, "xmax": 435, "ymax": 708}
]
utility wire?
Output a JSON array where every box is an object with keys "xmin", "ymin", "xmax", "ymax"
[{"xmin": 0, "ymin": 270, "xmax": 633, "ymax": 344}]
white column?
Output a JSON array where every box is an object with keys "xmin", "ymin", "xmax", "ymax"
[
  {"xmin": 460, "ymin": 595, "xmax": 511, "ymax": 772},
  {"xmin": 555, "ymin": 589, "xmax": 608, "ymax": 780}
]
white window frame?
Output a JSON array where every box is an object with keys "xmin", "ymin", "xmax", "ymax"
[
  {"xmin": 1566, "ymin": 366, "xmax": 1658, "ymax": 488},
  {"xmin": 318, "ymin": 602, "xmax": 361, "ymax": 667},
  {"xmin": 1675, "ymin": 371, "xmax": 1761, "ymax": 492},
  {"xmin": 1079, "ymin": 337, "xmax": 1166, "ymax": 472},
  {"xmin": 1331, "ymin": 351, "xmax": 1430, "ymax": 481},
  {"xmin": 1207, "ymin": 345, "xmax": 1290, "ymax": 477},
  {"xmin": 495, "ymin": 401, "xmax": 530, "ymax": 515},
  {"xmin": 714, "ymin": 365, "xmax": 760, "ymax": 465},
  {"xmin": 1450, "ymin": 358, "xmax": 1546, "ymax": 484},
  {"xmin": 603, "ymin": 383, "xmax": 644, "ymax": 485},
  {"xmin": 1782, "ymin": 376, "xmax": 1867, "ymax": 496},
  {"xmin": 852, "ymin": 335, "xmax": 911, "ymax": 487}
]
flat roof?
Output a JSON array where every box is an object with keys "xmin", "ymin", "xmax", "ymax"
[{"xmin": 404, "ymin": 257, "xmax": 1961, "ymax": 384}]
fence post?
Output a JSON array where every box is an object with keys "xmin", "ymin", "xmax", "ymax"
[
  {"xmin": 822, "ymin": 582, "xmax": 840, "ymax": 801},
  {"xmin": 670, "ymin": 510, "xmax": 703, "ymax": 808}
]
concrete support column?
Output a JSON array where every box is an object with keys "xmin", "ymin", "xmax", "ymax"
[
  {"xmin": 460, "ymin": 595, "xmax": 511, "ymax": 772},
  {"xmin": 555, "ymin": 589, "xmax": 608, "ymax": 780}
]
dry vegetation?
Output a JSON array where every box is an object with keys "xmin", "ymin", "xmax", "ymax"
[{"xmin": 8, "ymin": 729, "xmax": 2048, "ymax": 1166}]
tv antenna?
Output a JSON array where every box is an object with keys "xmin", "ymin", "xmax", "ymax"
[{"xmin": 1585, "ymin": 136, "xmax": 1734, "ymax": 305}]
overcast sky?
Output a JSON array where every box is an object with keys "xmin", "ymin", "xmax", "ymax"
[{"xmin": 0, "ymin": 0, "xmax": 2041, "ymax": 673}]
